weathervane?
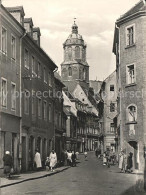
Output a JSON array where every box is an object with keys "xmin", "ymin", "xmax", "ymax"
[{"xmin": 74, "ymin": 17, "xmax": 77, "ymax": 24}]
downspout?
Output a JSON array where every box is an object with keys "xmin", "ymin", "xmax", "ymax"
[
  {"xmin": 52, "ymin": 67, "xmax": 58, "ymax": 150},
  {"xmin": 19, "ymin": 31, "xmax": 26, "ymax": 172}
]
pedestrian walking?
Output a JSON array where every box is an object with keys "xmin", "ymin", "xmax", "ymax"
[
  {"xmin": 98, "ymin": 148, "xmax": 101, "ymax": 158},
  {"xmin": 75, "ymin": 151, "xmax": 79, "ymax": 160},
  {"xmin": 67, "ymin": 150, "xmax": 72, "ymax": 166},
  {"xmin": 119, "ymin": 149, "xmax": 124, "ymax": 172},
  {"xmin": 34, "ymin": 149, "xmax": 42, "ymax": 171},
  {"xmin": 49, "ymin": 150, "xmax": 57, "ymax": 172},
  {"xmin": 3, "ymin": 151, "xmax": 13, "ymax": 179},
  {"xmin": 127, "ymin": 152, "xmax": 133, "ymax": 173},
  {"xmin": 110, "ymin": 149, "xmax": 115, "ymax": 165},
  {"xmin": 123, "ymin": 151, "xmax": 127, "ymax": 173},
  {"xmin": 84, "ymin": 150, "xmax": 88, "ymax": 160},
  {"xmin": 106, "ymin": 150, "xmax": 110, "ymax": 168},
  {"xmin": 45, "ymin": 157, "xmax": 50, "ymax": 171},
  {"xmin": 72, "ymin": 151, "xmax": 76, "ymax": 167},
  {"xmin": 103, "ymin": 151, "xmax": 107, "ymax": 165},
  {"xmin": 64, "ymin": 150, "xmax": 68, "ymax": 166}
]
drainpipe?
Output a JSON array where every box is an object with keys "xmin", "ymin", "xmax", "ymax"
[
  {"xmin": 52, "ymin": 67, "xmax": 58, "ymax": 150},
  {"xmin": 19, "ymin": 31, "xmax": 26, "ymax": 172}
]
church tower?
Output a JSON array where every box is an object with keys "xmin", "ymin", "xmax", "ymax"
[{"xmin": 61, "ymin": 22, "xmax": 89, "ymax": 90}]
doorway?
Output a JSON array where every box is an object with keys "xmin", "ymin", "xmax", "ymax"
[
  {"xmin": 128, "ymin": 141, "xmax": 138, "ymax": 169},
  {"xmin": 12, "ymin": 133, "xmax": 18, "ymax": 171},
  {"xmin": 22, "ymin": 136, "xmax": 27, "ymax": 171}
]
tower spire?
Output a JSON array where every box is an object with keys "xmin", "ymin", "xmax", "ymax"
[
  {"xmin": 74, "ymin": 17, "xmax": 76, "ymax": 24},
  {"xmin": 72, "ymin": 18, "xmax": 78, "ymax": 34}
]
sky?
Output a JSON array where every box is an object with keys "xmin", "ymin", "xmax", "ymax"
[{"xmin": 3, "ymin": 0, "xmax": 139, "ymax": 81}]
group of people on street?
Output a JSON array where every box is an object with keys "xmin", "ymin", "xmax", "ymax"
[
  {"xmin": 3, "ymin": 148, "xmax": 78, "ymax": 179},
  {"xmin": 102, "ymin": 148, "xmax": 133, "ymax": 173},
  {"xmin": 103, "ymin": 149, "xmax": 116, "ymax": 167},
  {"xmin": 119, "ymin": 149, "xmax": 133, "ymax": 173},
  {"xmin": 60, "ymin": 150, "xmax": 78, "ymax": 167}
]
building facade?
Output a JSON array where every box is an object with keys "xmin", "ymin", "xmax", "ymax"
[
  {"xmin": 0, "ymin": 3, "xmax": 60, "ymax": 172},
  {"xmin": 99, "ymin": 71, "xmax": 117, "ymax": 152},
  {"xmin": 113, "ymin": 0, "xmax": 146, "ymax": 171},
  {"xmin": 0, "ymin": 4, "xmax": 24, "ymax": 173}
]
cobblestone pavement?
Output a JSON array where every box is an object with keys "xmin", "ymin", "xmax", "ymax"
[{"xmin": 1, "ymin": 152, "xmax": 145, "ymax": 195}]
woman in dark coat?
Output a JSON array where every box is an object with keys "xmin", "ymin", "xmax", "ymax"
[
  {"xmin": 3, "ymin": 151, "xmax": 13, "ymax": 178},
  {"xmin": 127, "ymin": 152, "xmax": 133, "ymax": 173},
  {"xmin": 71, "ymin": 151, "xmax": 76, "ymax": 167}
]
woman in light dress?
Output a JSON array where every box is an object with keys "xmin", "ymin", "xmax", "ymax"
[
  {"xmin": 49, "ymin": 150, "xmax": 57, "ymax": 172},
  {"xmin": 67, "ymin": 150, "xmax": 72, "ymax": 166},
  {"xmin": 119, "ymin": 149, "xmax": 124, "ymax": 172},
  {"xmin": 103, "ymin": 151, "xmax": 107, "ymax": 165},
  {"xmin": 34, "ymin": 149, "xmax": 42, "ymax": 170}
]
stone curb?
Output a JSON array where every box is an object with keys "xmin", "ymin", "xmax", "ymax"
[{"xmin": 0, "ymin": 167, "xmax": 70, "ymax": 189}]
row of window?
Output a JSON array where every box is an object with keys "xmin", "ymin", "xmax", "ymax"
[
  {"xmin": 77, "ymin": 128, "xmax": 98, "ymax": 135},
  {"xmin": 1, "ymin": 27, "xmax": 53, "ymax": 86},
  {"xmin": 125, "ymin": 25, "xmax": 135, "ymax": 85},
  {"xmin": 1, "ymin": 27, "xmax": 16, "ymax": 60},
  {"xmin": 1, "ymin": 77, "xmax": 54, "ymax": 121},
  {"xmin": 67, "ymin": 67, "xmax": 86, "ymax": 80},
  {"xmin": 24, "ymin": 91, "xmax": 53, "ymax": 121},
  {"xmin": 24, "ymin": 49, "xmax": 53, "ymax": 86},
  {"xmin": 65, "ymin": 46, "xmax": 86, "ymax": 61}
]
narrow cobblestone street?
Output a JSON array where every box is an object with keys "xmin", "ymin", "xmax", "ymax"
[{"xmin": 1, "ymin": 152, "xmax": 145, "ymax": 195}]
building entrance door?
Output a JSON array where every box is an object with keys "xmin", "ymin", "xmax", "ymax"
[
  {"xmin": 28, "ymin": 136, "xmax": 34, "ymax": 170},
  {"xmin": 128, "ymin": 141, "xmax": 138, "ymax": 169},
  {"xmin": 12, "ymin": 133, "xmax": 17, "ymax": 171},
  {"xmin": 22, "ymin": 136, "xmax": 26, "ymax": 171}
]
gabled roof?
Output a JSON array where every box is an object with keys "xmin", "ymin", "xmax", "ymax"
[
  {"xmin": 33, "ymin": 27, "xmax": 41, "ymax": 36},
  {"xmin": 117, "ymin": 0, "xmax": 146, "ymax": 22},
  {"xmin": 6, "ymin": 6, "xmax": 25, "ymax": 16},
  {"xmin": 24, "ymin": 18, "xmax": 33, "ymax": 26},
  {"xmin": 63, "ymin": 81, "xmax": 78, "ymax": 94},
  {"xmin": 54, "ymin": 72, "xmax": 65, "ymax": 87}
]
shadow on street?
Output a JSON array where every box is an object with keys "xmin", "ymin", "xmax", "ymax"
[{"xmin": 120, "ymin": 179, "xmax": 146, "ymax": 195}]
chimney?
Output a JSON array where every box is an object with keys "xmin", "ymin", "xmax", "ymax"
[
  {"xmin": 24, "ymin": 18, "xmax": 33, "ymax": 37},
  {"xmin": 33, "ymin": 27, "xmax": 41, "ymax": 46},
  {"xmin": 6, "ymin": 6, "xmax": 25, "ymax": 27}
]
